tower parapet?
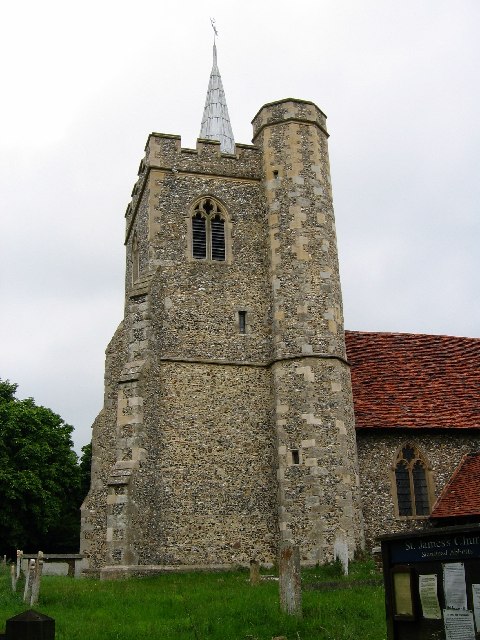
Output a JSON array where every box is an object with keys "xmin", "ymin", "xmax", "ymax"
[{"xmin": 144, "ymin": 135, "xmax": 261, "ymax": 178}]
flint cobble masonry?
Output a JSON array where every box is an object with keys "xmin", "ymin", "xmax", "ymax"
[{"xmin": 80, "ymin": 99, "xmax": 366, "ymax": 576}]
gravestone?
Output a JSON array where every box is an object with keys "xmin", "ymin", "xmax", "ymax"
[
  {"xmin": 5, "ymin": 610, "xmax": 55, "ymax": 640},
  {"xmin": 250, "ymin": 559, "xmax": 260, "ymax": 585},
  {"xmin": 279, "ymin": 543, "xmax": 302, "ymax": 616},
  {"xmin": 30, "ymin": 553, "xmax": 44, "ymax": 606},
  {"xmin": 16, "ymin": 551, "xmax": 23, "ymax": 580},
  {"xmin": 10, "ymin": 565, "xmax": 16, "ymax": 593},
  {"xmin": 23, "ymin": 560, "xmax": 35, "ymax": 605},
  {"xmin": 334, "ymin": 530, "xmax": 349, "ymax": 576}
]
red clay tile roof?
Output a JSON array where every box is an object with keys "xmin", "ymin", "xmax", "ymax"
[
  {"xmin": 430, "ymin": 452, "xmax": 480, "ymax": 518},
  {"xmin": 345, "ymin": 331, "xmax": 480, "ymax": 430}
]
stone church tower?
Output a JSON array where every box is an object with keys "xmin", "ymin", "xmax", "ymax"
[{"xmin": 80, "ymin": 45, "xmax": 365, "ymax": 575}]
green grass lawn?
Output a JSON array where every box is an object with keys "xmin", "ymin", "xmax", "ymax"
[{"xmin": 1, "ymin": 561, "xmax": 386, "ymax": 640}]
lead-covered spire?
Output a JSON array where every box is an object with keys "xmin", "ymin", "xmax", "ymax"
[{"xmin": 199, "ymin": 42, "xmax": 235, "ymax": 154}]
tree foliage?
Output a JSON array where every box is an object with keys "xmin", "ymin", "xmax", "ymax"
[{"xmin": 0, "ymin": 379, "xmax": 87, "ymax": 555}]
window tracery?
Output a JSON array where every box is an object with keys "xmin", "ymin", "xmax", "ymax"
[
  {"xmin": 190, "ymin": 198, "xmax": 227, "ymax": 262},
  {"xmin": 393, "ymin": 443, "xmax": 432, "ymax": 517}
]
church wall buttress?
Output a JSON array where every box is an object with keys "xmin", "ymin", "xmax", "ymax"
[{"xmin": 80, "ymin": 322, "xmax": 127, "ymax": 573}]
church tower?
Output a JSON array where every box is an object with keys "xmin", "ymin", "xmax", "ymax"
[{"xmin": 80, "ymin": 45, "xmax": 364, "ymax": 576}]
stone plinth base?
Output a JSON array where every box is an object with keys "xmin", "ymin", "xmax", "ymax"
[{"xmin": 99, "ymin": 563, "xmax": 235, "ymax": 580}]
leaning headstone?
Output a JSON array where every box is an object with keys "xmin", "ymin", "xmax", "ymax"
[
  {"xmin": 30, "ymin": 552, "xmax": 44, "ymax": 606},
  {"xmin": 16, "ymin": 551, "xmax": 23, "ymax": 580},
  {"xmin": 333, "ymin": 530, "xmax": 349, "ymax": 576},
  {"xmin": 9, "ymin": 565, "xmax": 14, "ymax": 590},
  {"xmin": 5, "ymin": 610, "xmax": 55, "ymax": 640},
  {"xmin": 250, "ymin": 559, "xmax": 260, "ymax": 585},
  {"xmin": 23, "ymin": 560, "xmax": 35, "ymax": 605},
  {"xmin": 10, "ymin": 565, "xmax": 17, "ymax": 593},
  {"xmin": 279, "ymin": 542, "xmax": 302, "ymax": 616},
  {"xmin": 371, "ymin": 546, "xmax": 383, "ymax": 572}
]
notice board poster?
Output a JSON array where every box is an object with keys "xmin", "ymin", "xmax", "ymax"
[
  {"xmin": 419, "ymin": 574, "xmax": 441, "ymax": 619},
  {"xmin": 443, "ymin": 563, "xmax": 468, "ymax": 611}
]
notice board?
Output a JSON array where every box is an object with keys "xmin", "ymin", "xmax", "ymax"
[{"xmin": 381, "ymin": 525, "xmax": 480, "ymax": 640}]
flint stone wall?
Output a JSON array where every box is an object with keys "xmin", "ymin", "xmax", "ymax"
[
  {"xmin": 81, "ymin": 99, "xmax": 367, "ymax": 573},
  {"xmin": 130, "ymin": 361, "xmax": 277, "ymax": 566},
  {"xmin": 357, "ymin": 430, "xmax": 480, "ymax": 548}
]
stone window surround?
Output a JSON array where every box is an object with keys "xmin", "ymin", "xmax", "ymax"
[
  {"xmin": 185, "ymin": 196, "xmax": 233, "ymax": 265},
  {"xmin": 287, "ymin": 448, "xmax": 302, "ymax": 466},
  {"xmin": 390, "ymin": 441, "xmax": 435, "ymax": 520},
  {"xmin": 234, "ymin": 307, "xmax": 251, "ymax": 335}
]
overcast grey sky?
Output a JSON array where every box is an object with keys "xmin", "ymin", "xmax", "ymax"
[{"xmin": 1, "ymin": 0, "xmax": 479, "ymax": 453}]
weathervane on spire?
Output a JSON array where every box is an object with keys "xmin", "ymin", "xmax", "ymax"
[
  {"xmin": 210, "ymin": 17, "xmax": 218, "ymax": 41},
  {"xmin": 200, "ymin": 17, "xmax": 235, "ymax": 154}
]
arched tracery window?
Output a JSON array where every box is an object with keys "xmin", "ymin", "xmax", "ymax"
[
  {"xmin": 394, "ymin": 443, "xmax": 432, "ymax": 517},
  {"xmin": 191, "ymin": 198, "xmax": 226, "ymax": 262}
]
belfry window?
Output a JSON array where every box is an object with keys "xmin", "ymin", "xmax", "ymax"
[
  {"xmin": 191, "ymin": 198, "xmax": 226, "ymax": 262},
  {"xmin": 394, "ymin": 444, "xmax": 431, "ymax": 517}
]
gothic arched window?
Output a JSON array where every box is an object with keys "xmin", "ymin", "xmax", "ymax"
[
  {"xmin": 393, "ymin": 444, "xmax": 432, "ymax": 517},
  {"xmin": 190, "ymin": 198, "xmax": 227, "ymax": 262}
]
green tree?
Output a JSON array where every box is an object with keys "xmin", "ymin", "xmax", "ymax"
[{"xmin": 0, "ymin": 379, "xmax": 82, "ymax": 555}]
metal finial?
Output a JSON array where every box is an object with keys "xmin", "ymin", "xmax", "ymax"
[
  {"xmin": 210, "ymin": 17, "xmax": 218, "ymax": 40},
  {"xmin": 199, "ymin": 20, "xmax": 235, "ymax": 154}
]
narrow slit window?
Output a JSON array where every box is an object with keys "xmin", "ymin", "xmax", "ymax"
[
  {"xmin": 132, "ymin": 233, "xmax": 140, "ymax": 283},
  {"xmin": 238, "ymin": 310, "xmax": 246, "ymax": 334},
  {"xmin": 291, "ymin": 449, "xmax": 300, "ymax": 465}
]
